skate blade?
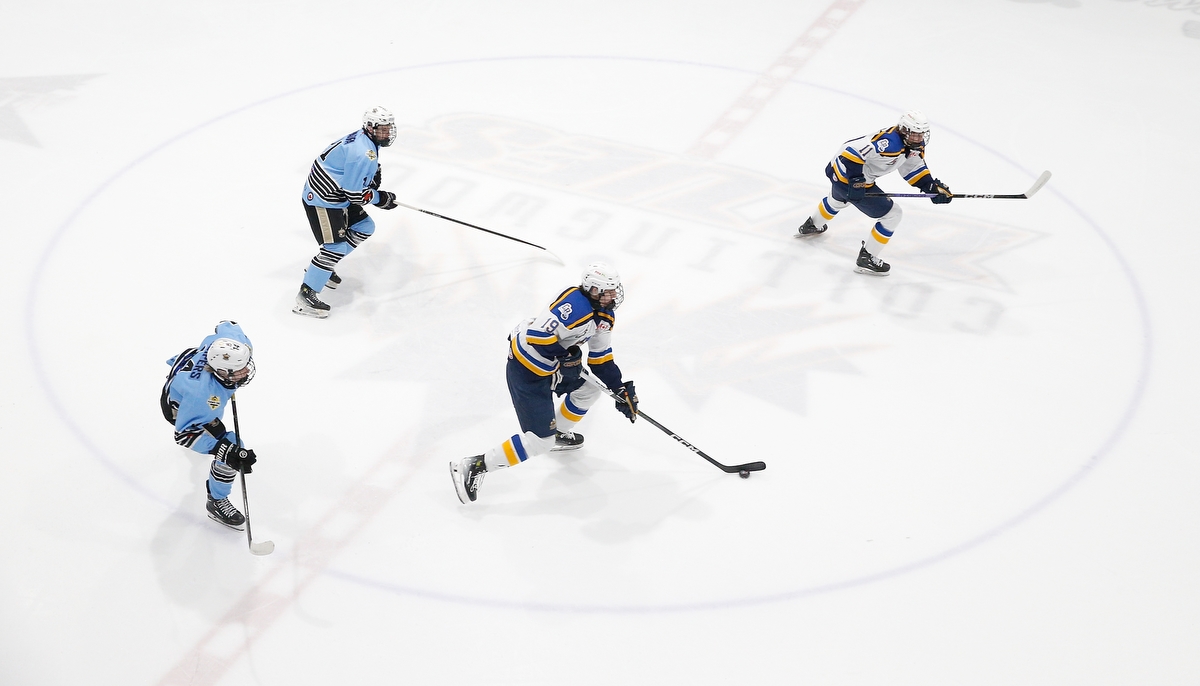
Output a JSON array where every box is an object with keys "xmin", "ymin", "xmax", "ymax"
[
  {"xmin": 449, "ymin": 461, "xmax": 469, "ymax": 504},
  {"xmin": 550, "ymin": 443, "xmax": 583, "ymax": 452},
  {"xmin": 207, "ymin": 512, "xmax": 245, "ymax": 531},
  {"xmin": 292, "ymin": 304, "xmax": 330, "ymax": 318},
  {"xmin": 853, "ymin": 266, "xmax": 890, "ymax": 276}
]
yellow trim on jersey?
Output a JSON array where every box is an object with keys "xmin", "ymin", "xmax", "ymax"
[
  {"xmin": 588, "ymin": 352, "xmax": 614, "ymax": 365},
  {"xmin": 839, "ymin": 149, "xmax": 864, "ymax": 164},
  {"xmin": 564, "ymin": 311, "xmax": 594, "ymax": 330},
  {"xmin": 524, "ymin": 330, "xmax": 559, "ymax": 345},
  {"xmin": 511, "ymin": 337, "xmax": 555, "ymax": 376},
  {"xmin": 908, "ymin": 169, "xmax": 930, "ymax": 185},
  {"xmin": 832, "ymin": 163, "xmax": 849, "ymax": 184}
]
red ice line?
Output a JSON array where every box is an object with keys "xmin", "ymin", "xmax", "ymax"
[
  {"xmin": 687, "ymin": 0, "xmax": 867, "ymax": 159},
  {"xmin": 155, "ymin": 444, "xmax": 416, "ymax": 686}
]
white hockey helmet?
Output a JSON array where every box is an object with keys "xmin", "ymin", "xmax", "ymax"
[
  {"xmin": 580, "ymin": 262, "xmax": 624, "ymax": 309},
  {"xmin": 363, "ymin": 106, "xmax": 396, "ymax": 147},
  {"xmin": 897, "ymin": 110, "xmax": 931, "ymax": 150},
  {"xmin": 206, "ymin": 338, "xmax": 255, "ymax": 388}
]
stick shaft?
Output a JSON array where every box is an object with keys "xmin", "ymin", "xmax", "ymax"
[
  {"xmin": 579, "ymin": 370, "xmax": 765, "ymax": 473},
  {"xmin": 865, "ymin": 170, "xmax": 1052, "ymax": 200},
  {"xmin": 396, "ymin": 201, "xmax": 563, "ymax": 263},
  {"xmin": 231, "ymin": 396, "xmax": 255, "ymax": 548}
]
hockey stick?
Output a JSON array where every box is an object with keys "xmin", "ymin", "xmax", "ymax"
[
  {"xmin": 865, "ymin": 170, "xmax": 1052, "ymax": 199},
  {"xmin": 580, "ymin": 370, "xmax": 767, "ymax": 476},
  {"xmin": 230, "ymin": 395, "xmax": 274, "ymax": 556},
  {"xmin": 395, "ymin": 201, "xmax": 565, "ymax": 265}
]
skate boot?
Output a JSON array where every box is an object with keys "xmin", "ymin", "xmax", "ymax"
[
  {"xmin": 206, "ymin": 482, "xmax": 245, "ymax": 531},
  {"xmin": 796, "ymin": 217, "xmax": 827, "ymax": 236},
  {"xmin": 293, "ymin": 284, "xmax": 331, "ymax": 318},
  {"xmin": 854, "ymin": 241, "xmax": 890, "ymax": 276},
  {"xmin": 450, "ymin": 455, "xmax": 487, "ymax": 504},
  {"xmin": 551, "ymin": 431, "xmax": 584, "ymax": 452}
]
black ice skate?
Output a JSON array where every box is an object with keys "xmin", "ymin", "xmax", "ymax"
[
  {"xmin": 324, "ymin": 271, "xmax": 342, "ymax": 290},
  {"xmin": 293, "ymin": 284, "xmax": 331, "ymax": 318},
  {"xmin": 796, "ymin": 217, "xmax": 828, "ymax": 236},
  {"xmin": 206, "ymin": 483, "xmax": 246, "ymax": 531},
  {"xmin": 854, "ymin": 241, "xmax": 890, "ymax": 276},
  {"xmin": 551, "ymin": 431, "xmax": 584, "ymax": 452},
  {"xmin": 450, "ymin": 455, "xmax": 487, "ymax": 504}
]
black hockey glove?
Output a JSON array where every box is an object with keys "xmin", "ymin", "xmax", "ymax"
[
  {"xmin": 930, "ymin": 179, "xmax": 952, "ymax": 204},
  {"xmin": 846, "ymin": 176, "xmax": 867, "ymax": 201},
  {"xmin": 371, "ymin": 167, "xmax": 382, "ymax": 190},
  {"xmin": 614, "ymin": 380, "xmax": 638, "ymax": 423},
  {"xmin": 376, "ymin": 191, "xmax": 398, "ymax": 210},
  {"xmin": 211, "ymin": 436, "xmax": 257, "ymax": 474},
  {"xmin": 555, "ymin": 346, "xmax": 585, "ymax": 395}
]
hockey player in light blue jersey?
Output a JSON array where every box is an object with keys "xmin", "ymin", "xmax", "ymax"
[
  {"xmin": 160, "ymin": 321, "xmax": 259, "ymax": 530},
  {"xmin": 450, "ymin": 263, "xmax": 640, "ymax": 504},
  {"xmin": 797, "ymin": 110, "xmax": 953, "ymax": 275},
  {"xmin": 293, "ymin": 106, "xmax": 401, "ymax": 318}
]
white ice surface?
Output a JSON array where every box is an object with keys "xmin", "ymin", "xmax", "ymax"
[{"xmin": 2, "ymin": 1, "xmax": 1198, "ymax": 684}]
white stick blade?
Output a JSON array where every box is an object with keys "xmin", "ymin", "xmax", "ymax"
[
  {"xmin": 250, "ymin": 540, "xmax": 275, "ymax": 556},
  {"xmin": 1024, "ymin": 170, "xmax": 1052, "ymax": 198}
]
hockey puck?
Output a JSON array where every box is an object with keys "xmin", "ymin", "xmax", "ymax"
[{"xmin": 739, "ymin": 470, "xmax": 750, "ymax": 479}]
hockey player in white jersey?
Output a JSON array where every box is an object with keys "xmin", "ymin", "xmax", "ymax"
[
  {"xmin": 797, "ymin": 110, "xmax": 953, "ymax": 275},
  {"xmin": 294, "ymin": 106, "xmax": 401, "ymax": 318},
  {"xmin": 450, "ymin": 263, "xmax": 640, "ymax": 504},
  {"xmin": 160, "ymin": 321, "xmax": 259, "ymax": 530}
]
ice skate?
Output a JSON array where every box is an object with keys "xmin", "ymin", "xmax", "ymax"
[
  {"xmin": 324, "ymin": 271, "xmax": 342, "ymax": 290},
  {"xmin": 550, "ymin": 431, "xmax": 584, "ymax": 452},
  {"xmin": 206, "ymin": 483, "xmax": 245, "ymax": 531},
  {"xmin": 795, "ymin": 217, "xmax": 827, "ymax": 237},
  {"xmin": 450, "ymin": 455, "xmax": 487, "ymax": 504},
  {"xmin": 854, "ymin": 241, "xmax": 890, "ymax": 276},
  {"xmin": 293, "ymin": 284, "xmax": 331, "ymax": 318}
]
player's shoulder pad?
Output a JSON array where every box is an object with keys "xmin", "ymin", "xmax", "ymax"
[
  {"xmin": 341, "ymin": 129, "xmax": 377, "ymax": 160},
  {"xmin": 596, "ymin": 309, "xmax": 615, "ymax": 331},
  {"xmin": 871, "ymin": 128, "xmax": 905, "ymax": 157},
  {"xmin": 547, "ymin": 287, "xmax": 596, "ymax": 329},
  {"xmin": 212, "ymin": 321, "xmax": 252, "ymax": 348}
]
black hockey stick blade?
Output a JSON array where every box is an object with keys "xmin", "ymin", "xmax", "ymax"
[{"xmin": 866, "ymin": 170, "xmax": 1053, "ymax": 199}]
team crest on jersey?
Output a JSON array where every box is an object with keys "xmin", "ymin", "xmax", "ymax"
[
  {"xmin": 366, "ymin": 150, "xmax": 377, "ymax": 161},
  {"xmin": 557, "ymin": 303, "xmax": 573, "ymax": 320},
  {"xmin": 207, "ymin": 395, "xmax": 220, "ymax": 410}
]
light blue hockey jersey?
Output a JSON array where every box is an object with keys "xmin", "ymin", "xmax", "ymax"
[
  {"xmin": 302, "ymin": 128, "xmax": 387, "ymax": 209},
  {"xmin": 163, "ymin": 321, "xmax": 252, "ymax": 454}
]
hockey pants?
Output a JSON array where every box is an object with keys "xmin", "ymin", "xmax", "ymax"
[{"xmin": 482, "ymin": 357, "xmax": 603, "ymax": 471}]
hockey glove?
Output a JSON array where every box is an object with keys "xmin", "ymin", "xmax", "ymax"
[
  {"xmin": 210, "ymin": 436, "xmax": 258, "ymax": 474},
  {"xmin": 376, "ymin": 191, "xmax": 398, "ymax": 210},
  {"xmin": 554, "ymin": 346, "xmax": 585, "ymax": 395},
  {"xmin": 371, "ymin": 167, "xmax": 382, "ymax": 190},
  {"xmin": 614, "ymin": 381, "xmax": 638, "ymax": 423},
  {"xmin": 930, "ymin": 179, "xmax": 952, "ymax": 204},
  {"xmin": 846, "ymin": 176, "xmax": 867, "ymax": 201}
]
